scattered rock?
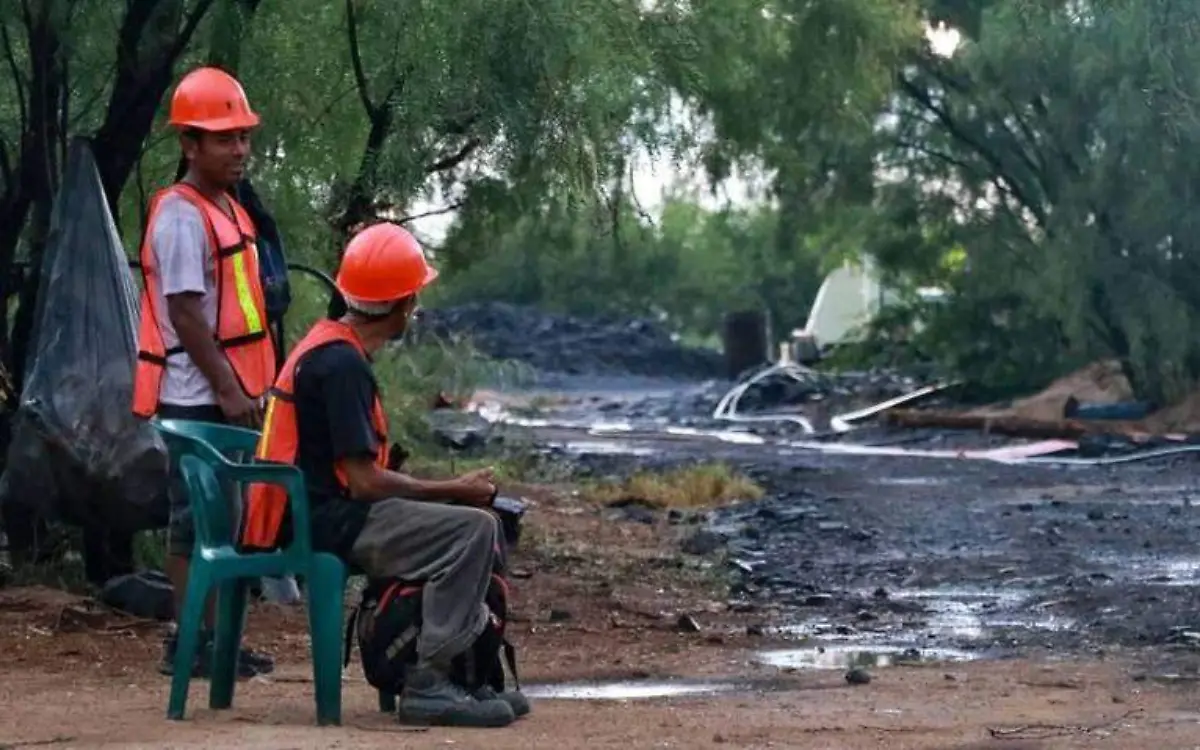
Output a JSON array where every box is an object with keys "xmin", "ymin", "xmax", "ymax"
[
  {"xmin": 548, "ymin": 608, "xmax": 573, "ymax": 623},
  {"xmin": 682, "ymin": 530, "xmax": 725, "ymax": 556},
  {"xmin": 845, "ymin": 668, "xmax": 872, "ymax": 685},
  {"xmin": 676, "ymin": 614, "xmax": 702, "ymax": 633}
]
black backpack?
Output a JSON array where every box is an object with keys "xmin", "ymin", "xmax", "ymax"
[{"xmin": 343, "ymin": 566, "xmax": 520, "ymax": 695}]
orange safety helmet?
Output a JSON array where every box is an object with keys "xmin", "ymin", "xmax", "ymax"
[
  {"xmin": 336, "ymin": 222, "xmax": 439, "ymax": 304},
  {"xmin": 168, "ymin": 66, "xmax": 260, "ymax": 132}
]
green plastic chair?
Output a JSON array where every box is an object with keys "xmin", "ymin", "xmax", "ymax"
[{"xmin": 153, "ymin": 418, "xmax": 347, "ymax": 725}]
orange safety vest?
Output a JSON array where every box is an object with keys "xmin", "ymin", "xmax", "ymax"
[
  {"xmin": 131, "ymin": 182, "xmax": 276, "ymax": 418},
  {"xmin": 240, "ymin": 319, "xmax": 390, "ymax": 552}
]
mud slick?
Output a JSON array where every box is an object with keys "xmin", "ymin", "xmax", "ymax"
[{"xmin": 483, "ymin": 371, "xmax": 1200, "ymax": 679}]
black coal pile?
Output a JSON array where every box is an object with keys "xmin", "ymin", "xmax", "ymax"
[{"xmin": 416, "ymin": 302, "xmax": 724, "ymax": 379}]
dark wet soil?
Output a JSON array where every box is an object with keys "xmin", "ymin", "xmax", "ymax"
[{"xmin": 482, "ymin": 376, "xmax": 1200, "ymax": 672}]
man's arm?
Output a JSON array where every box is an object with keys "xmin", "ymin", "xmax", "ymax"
[
  {"xmin": 155, "ymin": 198, "xmax": 259, "ymax": 425},
  {"xmin": 317, "ymin": 346, "xmax": 495, "ymax": 505},
  {"xmin": 167, "ymin": 293, "xmax": 243, "ymax": 399},
  {"xmin": 338, "ymin": 458, "xmax": 484, "ymax": 504}
]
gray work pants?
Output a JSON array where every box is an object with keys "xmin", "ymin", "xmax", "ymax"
[{"xmin": 349, "ymin": 498, "xmax": 500, "ymax": 665}]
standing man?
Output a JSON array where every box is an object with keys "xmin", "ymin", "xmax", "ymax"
[{"xmin": 132, "ymin": 66, "xmax": 277, "ymax": 678}]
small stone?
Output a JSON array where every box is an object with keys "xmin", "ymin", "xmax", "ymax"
[
  {"xmin": 845, "ymin": 668, "xmax": 872, "ymax": 685},
  {"xmin": 548, "ymin": 608, "xmax": 572, "ymax": 622},
  {"xmin": 682, "ymin": 530, "xmax": 725, "ymax": 556},
  {"xmin": 676, "ymin": 614, "xmax": 702, "ymax": 633},
  {"xmin": 872, "ymin": 587, "xmax": 889, "ymax": 600},
  {"xmin": 746, "ymin": 624, "xmax": 765, "ymax": 637}
]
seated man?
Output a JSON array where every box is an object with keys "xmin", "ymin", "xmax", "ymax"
[{"xmin": 239, "ymin": 222, "xmax": 527, "ymax": 728}]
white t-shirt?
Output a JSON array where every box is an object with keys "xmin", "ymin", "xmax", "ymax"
[{"xmin": 149, "ymin": 193, "xmax": 220, "ymax": 406}]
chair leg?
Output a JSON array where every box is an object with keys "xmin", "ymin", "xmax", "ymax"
[
  {"xmin": 306, "ymin": 554, "xmax": 347, "ymax": 726},
  {"xmin": 168, "ymin": 566, "xmax": 212, "ymax": 720},
  {"xmin": 209, "ymin": 578, "xmax": 248, "ymax": 710}
]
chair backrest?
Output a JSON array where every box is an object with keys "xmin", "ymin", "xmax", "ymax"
[
  {"xmin": 154, "ymin": 418, "xmax": 262, "ymax": 462},
  {"xmin": 153, "ymin": 419, "xmax": 262, "ymax": 552},
  {"xmin": 153, "ymin": 417, "xmax": 313, "ymax": 557},
  {"xmin": 177, "ymin": 452, "xmax": 238, "ymax": 549}
]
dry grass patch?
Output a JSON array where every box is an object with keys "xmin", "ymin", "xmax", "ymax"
[{"xmin": 581, "ymin": 462, "xmax": 764, "ymax": 509}]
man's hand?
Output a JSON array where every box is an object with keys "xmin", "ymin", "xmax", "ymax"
[
  {"xmin": 454, "ymin": 467, "xmax": 496, "ymax": 506},
  {"xmin": 217, "ymin": 384, "xmax": 263, "ymax": 428}
]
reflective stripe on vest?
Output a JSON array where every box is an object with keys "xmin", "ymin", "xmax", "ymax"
[
  {"xmin": 131, "ymin": 182, "xmax": 276, "ymax": 418},
  {"xmin": 240, "ymin": 319, "xmax": 390, "ymax": 552}
]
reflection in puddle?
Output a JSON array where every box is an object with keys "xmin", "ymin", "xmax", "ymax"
[
  {"xmin": 588, "ymin": 421, "xmax": 635, "ymax": 434},
  {"xmin": 776, "ymin": 586, "xmax": 1074, "ymax": 646},
  {"xmin": 1095, "ymin": 554, "xmax": 1200, "ymax": 586},
  {"xmin": 896, "ymin": 586, "xmax": 1074, "ymax": 639},
  {"xmin": 758, "ymin": 645, "xmax": 977, "ymax": 670},
  {"xmin": 546, "ymin": 439, "xmax": 658, "ymax": 456},
  {"xmin": 663, "ymin": 426, "xmax": 766, "ymax": 445},
  {"xmin": 523, "ymin": 680, "xmax": 737, "ymax": 700},
  {"xmin": 873, "ymin": 476, "xmax": 948, "ymax": 487}
]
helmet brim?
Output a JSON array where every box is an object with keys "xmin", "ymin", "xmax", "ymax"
[
  {"xmin": 336, "ymin": 265, "xmax": 440, "ymax": 305},
  {"xmin": 170, "ymin": 112, "xmax": 262, "ymax": 132}
]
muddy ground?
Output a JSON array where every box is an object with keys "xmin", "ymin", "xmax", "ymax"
[{"xmin": 7, "ymin": 370, "xmax": 1200, "ymax": 746}]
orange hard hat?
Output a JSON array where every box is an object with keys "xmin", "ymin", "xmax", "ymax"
[
  {"xmin": 168, "ymin": 66, "xmax": 260, "ymax": 132},
  {"xmin": 336, "ymin": 223, "xmax": 439, "ymax": 304}
]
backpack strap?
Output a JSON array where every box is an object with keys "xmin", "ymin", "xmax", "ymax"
[
  {"xmin": 342, "ymin": 604, "xmax": 360, "ymax": 669},
  {"xmin": 502, "ymin": 638, "xmax": 520, "ymax": 691}
]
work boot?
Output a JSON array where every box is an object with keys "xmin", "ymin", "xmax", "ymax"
[
  {"xmin": 474, "ymin": 684, "xmax": 531, "ymax": 718},
  {"xmin": 397, "ymin": 665, "xmax": 515, "ymax": 728},
  {"xmin": 158, "ymin": 629, "xmax": 272, "ymax": 678}
]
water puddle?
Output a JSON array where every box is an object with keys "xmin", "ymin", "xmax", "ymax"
[
  {"xmin": 1095, "ymin": 554, "xmax": 1200, "ymax": 586},
  {"xmin": 898, "ymin": 586, "xmax": 1074, "ymax": 638},
  {"xmin": 757, "ymin": 645, "xmax": 977, "ymax": 670},
  {"xmin": 663, "ymin": 426, "xmax": 766, "ymax": 445},
  {"xmin": 523, "ymin": 680, "xmax": 738, "ymax": 701},
  {"xmin": 545, "ymin": 439, "xmax": 658, "ymax": 457},
  {"xmin": 776, "ymin": 585, "xmax": 1073, "ymax": 648},
  {"xmin": 873, "ymin": 476, "xmax": 948, "ymax": 487}
]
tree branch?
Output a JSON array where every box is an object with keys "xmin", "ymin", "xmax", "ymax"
[
  {"xmin": 345, "ymin": 0, "xmax": 375, "ymax": 115},
  {"xmin": 1, "ymin": 18, "xmax": 27, "ymax": 130},
  {"xmin": 0, "ymin": 136, "xmax": 10, "ymax": 188},
  {"xmin": 898, "ymin": 72, "xmax": 1048, "ymax": 229},
  {"xmin": 425, "ymin": 137, "xmax": 481, "ymax": 173},
  {"xmin": 395, "ymin": 201, "xmax": 464, "ymax": 224},
  {"xmin": 168, "ymin": 0, "xmax": 217, "ymax": 60}
]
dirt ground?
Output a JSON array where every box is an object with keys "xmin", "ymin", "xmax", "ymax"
[{"xmin": 4, "ymin": 482, "xmax": 1200, "ymax": 748}]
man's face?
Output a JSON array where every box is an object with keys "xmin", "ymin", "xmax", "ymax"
[
  {"xmin": 183, "ymin": 129, "xmax": 251, "ymax": 189},
  {"xmin": 386, "ymin": 296, "xmax": 420, "ymax": 342}
]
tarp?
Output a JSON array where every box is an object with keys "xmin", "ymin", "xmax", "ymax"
[{"xmin": 0, "ymin": 137, "xmax": 169, "ymax": 534}]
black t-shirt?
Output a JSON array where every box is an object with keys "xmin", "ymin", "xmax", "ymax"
[{"xmin": 290, "ymin": 340, "xmax": 381, "ymax": 557}]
